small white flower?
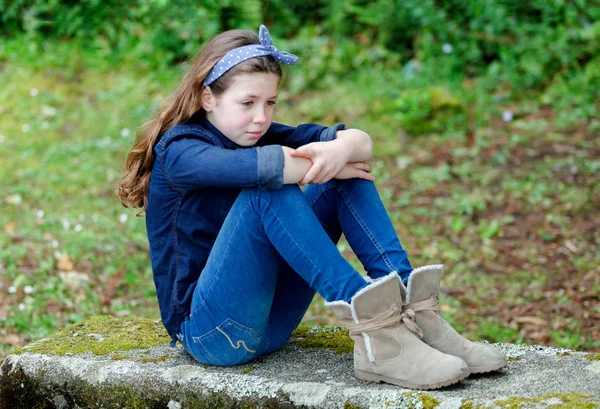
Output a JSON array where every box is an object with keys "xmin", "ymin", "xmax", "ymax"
[
  {"xmin": 41, "ymin": 105, "xmax": 57, "ymax": 117},
  {"xmin": 0, "ymin": 134, "xmax": 5, "ymax": 143},
  {"xmin": 41, "ymin": 121, "xmax": 50, "ymax": 129},
  {"xmin": 24, "ymin": 285, "xmax": 34, "ymax": 294},
  {"xmin": 120, "ymin": 128, "xmax": 131, "ymax": 138},
  {"xmin": 78, "ymin": 215, "xmax": 86, "ymax": 222},
  {"xmin": 8, "ymin": 286, "xmax": 17, "ymax": 294},
  {"xmin": 502, "ymin": 110, "xmax": 513, "ymax": 122},
  {"xmin": 442, "ymin": 43, "xmax": 453, "ymax": 54},
  {"xmin": 74, "ymin": 224, "xmax": 82, "ymax": 232},
  {"xmin": 21, "ymin": 124, "xmax": 30, "ymax": 132},
  {"xmin": 30, "ymin": 88, "xmax": 39, "ymax": 97},
  {"xmin": 51, "ymin": 240, "xmax": 59, "ymax": 248},
  {"xmin": 36, "ymin": 210, "xmax": 45, "ymax": 219},
  {"xmin": 54, "ymin": 251, "xmax": 61, "ymax": 259},
  {"xmin": 119, "ymin": 213, "xmax": 128, "ymax": 224},
  {"xmin": 62, "ymin": 219, "xmax": 70, "ymax": 230},
  {"xmin": 18, "ymin": 303, "xmax": 26, "ymax": 311}
]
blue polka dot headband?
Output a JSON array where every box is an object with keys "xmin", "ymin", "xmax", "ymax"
[{"xmin": 204, "ymin": 25, "xmax": 299, "ymax": 86}]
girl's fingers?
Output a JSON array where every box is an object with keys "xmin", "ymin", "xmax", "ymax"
[
  {"xmin": 291, "ymin": 145, "xmax": 315, "ymax": 159},
  {"xmin": 301, "ymin": 163, "xmax": 322, "ymax": 184},
  {"xmin": 351, "ymin": 162, "xmax": 371, "ymax": 172}
]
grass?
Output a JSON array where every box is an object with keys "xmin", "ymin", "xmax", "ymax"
[{"xmin": 1, "ymin": 35, "xmax": 599, "ymax": 360}]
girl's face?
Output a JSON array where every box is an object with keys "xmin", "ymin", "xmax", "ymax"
[{"xmin": 204, "ymin": 72, "xmax": 280, "ymax": 147}]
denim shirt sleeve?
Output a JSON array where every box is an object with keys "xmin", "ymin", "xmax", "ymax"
[
  {"xmin": 162, "ymin": 136, "xmax": 284, "ymax": 191},
  {"xmin": 261, "ymin": 122, "xmax": 347, "ymax": 148},
  {"xmin": 319, "ymin": 123, "xmax": 347, "ymax": 143}
]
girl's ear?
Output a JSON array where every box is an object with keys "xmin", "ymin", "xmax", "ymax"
[{"xmin": 201, "ymin": 87, "xmax": 216, "ymax": 112}]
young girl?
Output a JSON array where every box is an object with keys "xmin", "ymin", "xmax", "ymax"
[{"xmin": 118, "ymin": 25, "xmax": 505, "ymax": 391}]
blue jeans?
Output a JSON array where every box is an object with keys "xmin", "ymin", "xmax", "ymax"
[{"xmin": 177, "ymin": 179, "xmax": 412, "ymax": 366}]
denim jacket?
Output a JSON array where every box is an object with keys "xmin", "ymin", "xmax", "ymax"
[{"xmin": 145, "ymin": 114, "xmax": 346, "ymax": 343}]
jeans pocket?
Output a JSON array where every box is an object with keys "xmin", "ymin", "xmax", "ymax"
[{"xmin": 192, "ymin": 318, "xmax": 262, "ymax": 366}]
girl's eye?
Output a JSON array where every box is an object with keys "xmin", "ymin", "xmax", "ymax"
[
  {"xmin": 267, "ymin": 101, "xmax": 277, "ymax": 106},
  {"xmin": 242, "ymin": 101, "xmax": 253, "ymax": 107}
]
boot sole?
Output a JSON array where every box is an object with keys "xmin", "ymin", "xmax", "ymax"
[
  {"xmin": 355, "ymin": 367, "xmax": 469, "ymax": 390},
  {"xmin": 469, "ymin": 360, "xmax": 507, "ymax": 374}
]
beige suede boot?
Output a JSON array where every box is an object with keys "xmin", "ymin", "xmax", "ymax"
[
  {"xmin": 326, "ymin": 272, "xmax": 469, "ymax": 390},
  {"xmin": 406, "ymin": 265, "xmax": 507, "ymax": 374}
]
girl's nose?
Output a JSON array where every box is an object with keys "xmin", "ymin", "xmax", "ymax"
[{"xmin": 253, "ymin": 107, "xmax": 266, "ymax": 123}]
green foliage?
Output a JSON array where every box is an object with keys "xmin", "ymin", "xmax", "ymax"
[
  {"xmin": 0, "ymin": 0, "xmax": 262, "ymax": 65},
  {"xmin": 392, "ymin": 87, "xmax": 465, "ymax": 136},
  {"xmin": 1, "ymin": 0, "xmax": 597, "ymax": 126}
]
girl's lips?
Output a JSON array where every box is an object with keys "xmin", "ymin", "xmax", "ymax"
[{"xmin": 247, "ymin": 131, "xmax": 262, "ymax": 138}]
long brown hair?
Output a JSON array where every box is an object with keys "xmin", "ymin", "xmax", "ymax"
[{"xmin": 117, "ymin": 29, "xmax": 283, "ymax": 210}]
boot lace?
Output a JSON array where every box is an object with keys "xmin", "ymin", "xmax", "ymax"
[
  {"xmin": 406, "ymin": 296, "xmax": 440, "ymax": 314},
  {"xmin": 347, "ymin": 304, "xmax": 423, "ymax": 339}
]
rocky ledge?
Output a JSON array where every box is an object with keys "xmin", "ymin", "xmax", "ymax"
[{"xmin": 1, "ymin": 316, "xmax": 599, "ymax": 409}]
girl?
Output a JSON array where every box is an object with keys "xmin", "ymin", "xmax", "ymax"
[{"xmin": 117, "ymin": 25, "xmax": 505, "ymax": 391}]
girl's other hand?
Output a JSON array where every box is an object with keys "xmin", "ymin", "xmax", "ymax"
[
  {"xmin": 289, "ymin": 140, "xmax": 350, "ymax": 184},
  {"xmin": 334, "ymin": 162, "xmax": 375, "ymax": 181}
]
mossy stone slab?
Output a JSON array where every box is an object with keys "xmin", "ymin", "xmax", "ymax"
[{"xmin": 1, "ymin": 316, "xmax": 599, "ymax": 409}]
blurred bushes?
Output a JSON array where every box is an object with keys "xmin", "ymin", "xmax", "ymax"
[{"xmin": 1, "ymin": 0, "xmax": 597, "ymax": 126}]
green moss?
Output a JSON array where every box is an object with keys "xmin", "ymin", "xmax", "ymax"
[
  {"xmin": 419, "ymin": 394, "xmax": 441, "ymax": 409},
  {"xmin": 16, "ymin": 316, "xmax": 170, "ymax": 356},
  {"xmin": 557, "ymin": 352, "xmax": 571, "ymax": 357},
  {"xmin": 459, "ymin": 400, "xmax": 474, "ymax": 409},
  {"xmin": 508, "ymin": 356, "xmax": 522, "ymax": 361},
  {"xmin": 343, "ymin": 402, "xmax": 364, "ymax": 409},
  {"xmin": 290, "ymin": 325, "xmax": 353, "ymax": 354},
  {"xmin": 140, "ymin": 355, "xmax": 169, "ymax": 364},
  {"xmin": 404, "ymin": 392, "xmax": 440, "ymax": 409},
  {"xmin": 585, "ymin": 353, "xmax": 600, "ymax": 361},
  {"xmin": 240, "ymin": 367, "xmax": 255, "ymax": 375},
  {"xmin": 461, "ymin": 393, "xmax": 598, "ymax": 409},
  {"xmin": 0, "ymin": 364, "xmax": 53, "ymax": 409},
  {"xmin": 111, "ymin": 352, "xmax": 127, "ymax": 360}
]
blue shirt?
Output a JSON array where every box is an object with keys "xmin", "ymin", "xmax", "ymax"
[{"xmin": 145, "ymin": 115, "xmax": 346, "ymax": 343}]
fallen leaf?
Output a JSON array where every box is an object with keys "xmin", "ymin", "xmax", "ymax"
[
  {"xmin": 3, "ymin": 221, "xmax": 15, "ymax": 234},
  {"xmin": 57, "ymin": 254, "xmax": 74, "ymax": 272},
  {"xmin": 513, "ymin": 316, "xmax": 547, "ymax": 326}
]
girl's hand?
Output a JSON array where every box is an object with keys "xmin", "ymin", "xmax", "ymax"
[
  {"xmin": 334, "ymin": 162, "xmax": 375, "ymax": 181},
  {"xmin": 289, "ymin": 140, "xmax": 350, "ymax": 184}
]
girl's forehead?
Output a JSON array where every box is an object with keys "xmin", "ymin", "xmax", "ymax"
[{"xmin": 227, "ymin": 73, "xmax": 280, "ymax": 93}]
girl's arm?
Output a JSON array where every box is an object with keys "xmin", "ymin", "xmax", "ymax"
[
  {"xmin": 282, "ymin": 146, "xmax": 312, "ymax": 184},
  {"xmin": 288, "ymin": 128, "xmax": 373, "ymax": 184},
  {"xmin": 282, "ymin": 146, "xmax": 374, "ymax": 184}
]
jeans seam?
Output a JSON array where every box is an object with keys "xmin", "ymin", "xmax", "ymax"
[
  {"xmin": 337, "ymin": 184, "xmax": 397, "ymax": 273},
  {"xmin": 307, "ymin": 184, "xmax": 334, "ymax": 208}
]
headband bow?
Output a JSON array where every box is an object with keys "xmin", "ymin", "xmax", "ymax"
[{"xmin": 204, "ymin": 25, "xmax": 298, "ymax": 86}]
